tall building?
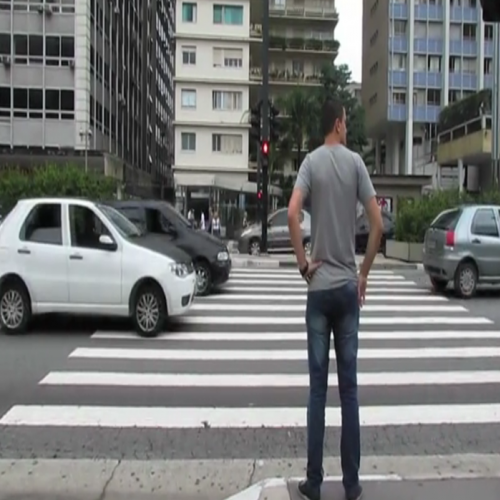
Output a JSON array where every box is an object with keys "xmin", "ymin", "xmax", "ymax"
[
  {"xmin": 0, "ymin": 0, "xmax": 175, "ymax": 197},
  {"xmin": 173, "ymin": 0, "xmax": 338, "ymax": 211},
  {"xmin": 361, "ymin": 0, "xmax": 494, "ymax": 175}
]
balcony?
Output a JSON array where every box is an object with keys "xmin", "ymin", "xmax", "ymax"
[
  {"xmin": 250, "ymin": 23, "xmax": 262, "ymax": 38},
  {"xmin": 269, "ymin": 36, "xmax": 339, "ymax": 53},
  {"xmin": 269, "ymin": 3, "xmax": 338, "ymax": 20},
  {"xmin": 250, "ymin": 66, "xmax": 322, "ymax": 86}
]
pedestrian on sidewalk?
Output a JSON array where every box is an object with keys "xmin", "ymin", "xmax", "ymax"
[{"xmin": 287, "ymin": 97, "xmax": 383, "ymax": 500}]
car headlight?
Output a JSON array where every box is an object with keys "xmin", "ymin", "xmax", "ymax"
[
  {"xmin": 241, "ymin": 229, "xmax": 251, "ymax": 237},
  {"xmin": 170, "ymin": 262, "xmax": 189, "ymax": 277},
  {"xmin": 217, "ymin": 251, "xmax": 229, "ymax": 261}
]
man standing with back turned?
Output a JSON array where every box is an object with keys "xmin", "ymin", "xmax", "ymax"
[{"xmin": 287, "ymin": 98, "xmax": 383, "ymax": 500}]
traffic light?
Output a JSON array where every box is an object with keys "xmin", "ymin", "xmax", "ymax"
[
  {"xmin": 257, "ymin": 189, "xmax": 262, "ymax": 199},
  {"xmin": 261, "ymin": 140, "xmax": 269, "ymax": 156},
  {"xmin": 269, "ymin": 102, "xmax": 280, "ymax": 143},
  {"xmin": 250, "ymin": 100, "xmax": 262, "ymax": 142},
  {"xmin": 479, "ymin": 0, "xmax": 500, "ymax": 21}
]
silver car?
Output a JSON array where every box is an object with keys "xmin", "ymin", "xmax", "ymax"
[
  {"xmin": 423, "ymin": 204, "xmax": 500, "ymax": 297},
  {"xmin": 237, "ymin": 208, "xmax": 311, "ymax": 255}
]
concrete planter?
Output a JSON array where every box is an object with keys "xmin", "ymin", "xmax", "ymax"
[{"xmin": 385, "ymin": 240, "xmax": 423, "ymax": 263}]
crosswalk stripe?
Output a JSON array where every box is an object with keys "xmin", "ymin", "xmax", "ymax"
[
  {"xmin": 223, "ymin": 286, "xmax": 430, "ymax": 293},
  {"xmin": 2, "ymin": 404, "xmax": 500, "ymax": 428},
  {"xmin": 232, "ymin": 269, "xmax": 396, "ymax": 275},
  {"xmin": 39, "ymin": 371, "xmax": 500, "ymax": 387},
  {"xmin": 190, "ymin": 304, "xmax": 466, "ymax": 312},
  {"xmin": 199, "ymin": 294, "xmax": 448, "ymax": 301},
  {"xmin": 178, "ymin": 316, "xmax": 492, "ymax": 325},
  {"xmin": 229, "ymin": 273, "xmax": 405, "ymax": 280},
  {"xmin": 228, "ymin": 278, "xmax": 407, "ymax": 284},
  {"xmin": 90, "ymin": 330, "xmax": 500, "ymax": 341},
  {"xmin": 68, "ymin": 346, "xmax": 500, "ymax": 360}
]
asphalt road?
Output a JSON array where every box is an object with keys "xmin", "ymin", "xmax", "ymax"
[{"xmin": 1, "ymin": 268, "xmax": 500, "ymax": 461}]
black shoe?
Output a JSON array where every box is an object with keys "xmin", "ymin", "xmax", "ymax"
[
  {"xmin": 346, "ymin": 484, "xmax": 363, "ymax": 500},
  {"xmin": 297, "ymin": 479, "xmax": 320, "ymax": 500}
]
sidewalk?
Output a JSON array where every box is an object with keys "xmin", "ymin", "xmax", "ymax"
[
  {"xmin": 228, "ymin": 477, "xmax": 500, "ymax": 500},
  {"xmin": 231, "ymin": 252, "xmax": 423, "ymax": 271}
]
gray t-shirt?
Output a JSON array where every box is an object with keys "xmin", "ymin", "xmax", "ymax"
[{"xmin": 294, "ymin": 144, "xmax": 376, "ymax": 291}]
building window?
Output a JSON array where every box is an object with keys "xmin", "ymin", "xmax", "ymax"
[
  {"xmin": 212, "ymin": 90, "xmax": 242, "ymax": 110},
  {"xmin": 213, "ymin": 48, "xmax": 243, "ymax": 68},
  {"xmin": 182, "ymin": 2, "xmax": 197, "ymax": 22},
  {"xmin": 427, "ymin": 89, "xmax": 441, "ymax": 106},
  {"xmin": 213, "ymin": 4, "xmax": 243, "ymax": 25},
  {"xmin": 463, "ymin": 23, "xmax": 476, "ymax": 40},
  {"xmin": 181, "ymin": 89, "xmax": 196, "ymax": 108},
  {"xmin": 182, "ymin": 46, "xmax": 196, "ymax": 65},
  {"xmin": 212, "ymin": 133, "xmax": 243, "ymax": 154},
  {"xmin": 392, "ymin": 91, "xmax": 406, "ymax": 104},
  {"xmin": 0, "ymin": 86, "xmax": 10, "ymax": 118},
  {"xmin": 181, "ymin": 132, "xmax": 196, "ymax": 151}
]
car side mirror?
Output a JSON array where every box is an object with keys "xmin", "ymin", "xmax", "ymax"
[{"xmin": 99, "ymin": 234, "xmax": 117, "ymax": 250}]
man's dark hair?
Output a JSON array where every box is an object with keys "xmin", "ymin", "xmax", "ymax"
[{"xmin": 320, "ymin": 97, "xmax": 344, "ymax": 137}]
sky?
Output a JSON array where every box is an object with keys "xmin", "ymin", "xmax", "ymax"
[{"xmin": 334, "ymin": 0, "xmax": 363, "ymax": 83}]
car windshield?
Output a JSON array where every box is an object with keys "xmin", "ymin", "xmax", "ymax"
[
  {"xmin": 98, "ymin": 204, "xmax": 142, "ymax": 238},
  {"xmin": 162, "ymin": 203, "xmax": 191, "ymax": 227}
]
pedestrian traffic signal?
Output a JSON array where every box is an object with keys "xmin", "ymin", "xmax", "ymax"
[
  {"xmin": 250, "ymin": 100, "xmax": 262, "ymax": 142},
  {"xmin": 269, "ymin": 103, "xmax": 280, "ymax": 143},
  {"xmin": 261, "ymin": 140, "xmax": 269, "ymax": 156},
  {"xmin": 479, "ymin": 0, "xmax": 500, "ymax": 21},
  {"xmin": 257, "ymin": 190, "xmax": 262, "ymax": 199}
]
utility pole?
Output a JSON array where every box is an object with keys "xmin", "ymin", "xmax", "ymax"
[
  {"xmin": 492, "ymin": 24, "xmax": 500, "ymax": 186},
  {"xmin": 260, "ymin": 0, "xmax": 270, "ymax": 252}
]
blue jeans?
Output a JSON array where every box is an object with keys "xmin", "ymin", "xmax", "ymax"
[{"xmin": 305, "ymin": 281, "xmax": 360, "ymax": 495}]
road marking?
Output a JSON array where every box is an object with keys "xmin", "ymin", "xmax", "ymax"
[
  {"xmin": 223, "ymin": 286, "xmax": 428, "ymax": 293},
  {"xmin": 3, "ymin": 404, "xmax": 500, "ymax": 427},
  {"xmin": 229, "ymin": 273, "xmax": 404, "ymax": 280},
  {"xmin": 190, "ymin": 304, "xmax": 466, "ymax": 312},
  {"xmin": 178, "ymin": 316, "xmax": 492, "ymax": 325},
  {"xmin": 90, "ymin": 330, "xmax": 500, "ymax": 341},
  {"xmin": 231, "ymin": 269, "xmax": 396, "ymax": 275},
  {"xmin": 39, "ymin": 370, "xmax": 500, "ymax": 387},
  {"xmin": 228, "ymin": 277, "xmax": 407, "ymax": 285},
  {"xmin": 199, "ymin": 294, "xmax": 448, "ymax": 302},
  {"xmin": 69, "ymin": 346, "xmax": 500, "ymax": 360}
]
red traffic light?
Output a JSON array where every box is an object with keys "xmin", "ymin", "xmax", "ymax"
[
  {"xmin": 261, "ymin": 141, "xmax": 269, "ymax": 155},
  {"xmin": 257, "ymin": 190, "xmax": 262, "ymax": 199}
]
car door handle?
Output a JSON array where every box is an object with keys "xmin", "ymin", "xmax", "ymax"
[
  {"xmin": 69, "ymin": 254, "xmax": 83, "ymax": 260},
  {"xmin": 17, "ymin": 248, "xmax": 30, "ymax": 254},
  {"xmin": 472, "ymin": 238, "xmax": 481, "ymax": 244}
]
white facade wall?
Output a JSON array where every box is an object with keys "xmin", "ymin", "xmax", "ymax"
[{"xmin": 174, "ymin": 0, "xmax": 251, "ymax": 175}]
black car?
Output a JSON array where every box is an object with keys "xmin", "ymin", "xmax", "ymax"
[
  {"xmin": 355, "ymin": 210, "xmax": 395, "ymax": 255},
  {"xmin": 107, "ymin": 200, "xmax": 231, "ymax": 295}
]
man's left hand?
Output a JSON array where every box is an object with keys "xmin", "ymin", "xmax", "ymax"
[{"xmin": 301, "ymin": 260, "xmax": 322, "ymax": 284}]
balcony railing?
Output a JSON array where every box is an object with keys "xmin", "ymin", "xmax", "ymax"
[
  {"xmin": 269, "ymin": 36, "xmax": 339, "ymax": 52},
  {"xmin": 269, "ymin": 4, "xmax": 338, "ymax": 19},
  {"xmin": 250, "ymin": 67, "xmax": 322, "ymax": 84}
]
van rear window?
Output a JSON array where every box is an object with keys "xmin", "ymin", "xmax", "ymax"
[{"xmin": 431, "ymin": 209, "xmax": 461, "ymax": 230}]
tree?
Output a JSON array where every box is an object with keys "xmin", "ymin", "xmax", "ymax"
[{"xmin": 0, "ymin": 164, "xmax": 118, "ymax": 213}]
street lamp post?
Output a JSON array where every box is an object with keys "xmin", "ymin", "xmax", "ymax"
[
  {"xmin": 79, "ymin": 128, "xmax": 92, "ymax": 173},
  {"xmin": 492, "ymin": 24, "xmax": 500, "ymax": 186}
]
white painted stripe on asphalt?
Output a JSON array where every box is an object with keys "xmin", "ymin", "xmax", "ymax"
[
  {"xmin": 190, "ymin": 304, "xmax": 466, "ymax": 312},
  {"xmin": 3, "ymin": 404, "xmax": 500, "ymax": 427},
  {"xmin": 232, "ymin": 269, "xmax": 396, "ymax": 275},
  {"xmin": 229, "ymin": 273, "xmax": 403, "ymax": 280},
  {"xmin": 200, "ymin": 294, "xmax": 448, "ymax": 302},
  {"xmin": 223, "ymin": 286, "xmax": 428, "ymax": 293},
  {"xmin": 90, "ymin": 330, "xmax": 500, "ymax": 341},
  {"xmin": 178, "ymin": 316, "xmax": 492, "ymax": 325},
  {"xmin": 39, "ymin": 370, "xmax": 500, "ymax": 387},
  {"xmin": 228, "ymin": 278, "xmax": 409, "ymax": 285},
  {"xmin": 69, "ymin": 346, "xmax": 500, "ymax": 360}
]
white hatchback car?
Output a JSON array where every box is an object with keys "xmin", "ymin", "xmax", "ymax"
[{"xmin": 0, "ymin": 198, "xmax": 196, "ymax": 337}]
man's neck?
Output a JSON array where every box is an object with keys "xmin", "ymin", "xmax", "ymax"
[{"xmin": 324, "ymin": 134, "xmax": 342, "ymax": 146}]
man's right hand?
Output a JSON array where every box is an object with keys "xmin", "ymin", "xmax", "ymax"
[{"xmin": 358, "ymin": 273, "xmax": 367, "ymax": 306}]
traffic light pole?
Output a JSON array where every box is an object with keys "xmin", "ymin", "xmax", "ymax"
[{"xmin": 260, "ymin": 0, "xmax": 270, "ymax": 253}]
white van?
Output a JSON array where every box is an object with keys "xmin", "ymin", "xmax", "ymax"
[{"xmin": 0, "ymin": 198, "xmax": 196, "ymax": 337}]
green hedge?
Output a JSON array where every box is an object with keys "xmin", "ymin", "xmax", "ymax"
[
  {"xmin": 0, "ymin": 164, "xmax": 118, "ymax": 213},
  {"xmin": 395, "ymin": 189, "xmax": 500, "ymax": 243}
]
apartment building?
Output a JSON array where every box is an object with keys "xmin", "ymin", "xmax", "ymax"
[
  {"xmin": 173, "ymin": 0, "xmax": 338, "ymax": 204},
  {"xmin": 362, "ymin": 0, "xmax": 493, "ymax": 175},
  {"xmin": 0, "ymin": 0, "xmax": 175, "ymax": 196}
]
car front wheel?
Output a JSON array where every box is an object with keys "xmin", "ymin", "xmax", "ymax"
[
  {"xmin": 194, "ymin": 260, "xmax": 212, "ymax": 296},
  {"xmin": 0, "ymin": 281, "xmax": 31, "ymax": 335},
  {"xmin": 132, "ymin": 283, "xmax": 166, "ymax": 337}
]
